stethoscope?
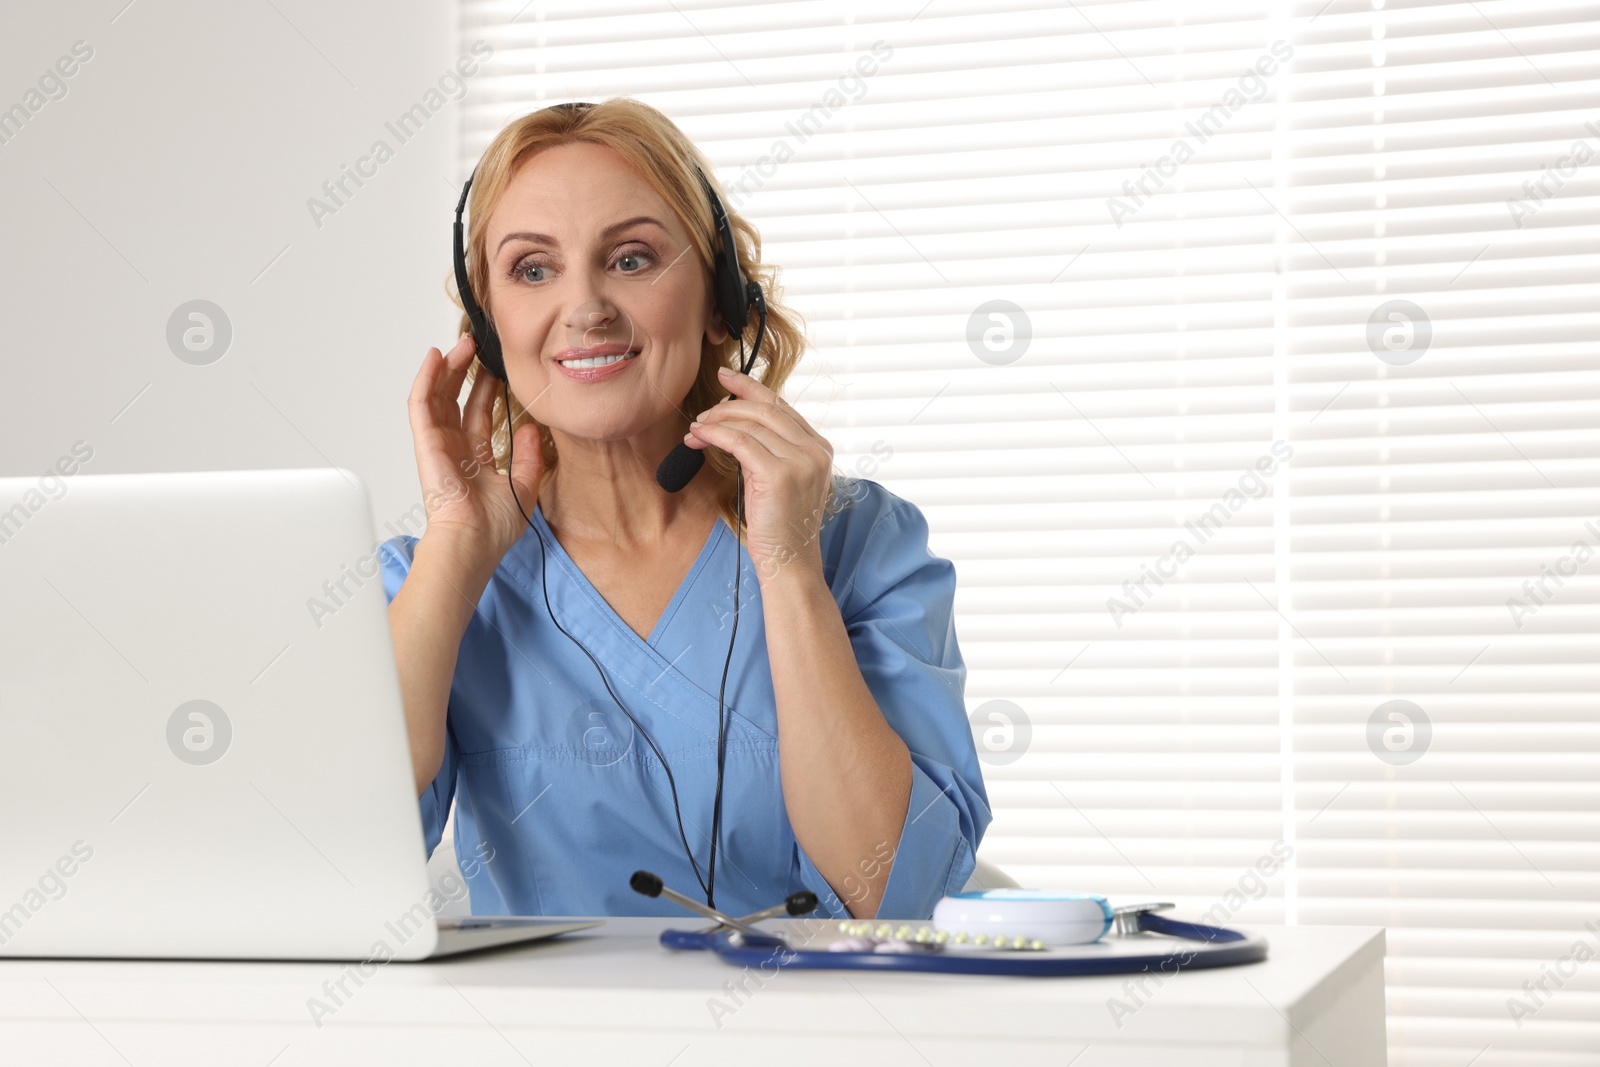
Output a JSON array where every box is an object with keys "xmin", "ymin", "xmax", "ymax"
[
  {"xmin": 630, "ymin": 869, "xmax": 815, "ymax": 951},
  {"xmin": 631, "ymin": 869, "xmax": 1271, "ymax": 976}
]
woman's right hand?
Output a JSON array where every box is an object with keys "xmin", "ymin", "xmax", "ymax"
[{"xmin": 406, "ymin": 333, "xmax": 544, "ymax": 567}]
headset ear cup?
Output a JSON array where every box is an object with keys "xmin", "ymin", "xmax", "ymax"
[
  {"xmin": 454, "ymin": 170, "xmax": 508, "ymax": 381},
  {"xmin": 714, "ymin": 258, "xmax": 747, "ymax": 341},
  {"xmin": 698, "ymin": 168, "xmax": 749, "ymax": 338},
  {"xmin": 478, "ymin": 330, "xmax": 506, "ymax": 381}
]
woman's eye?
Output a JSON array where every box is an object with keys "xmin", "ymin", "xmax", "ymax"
[
  {"xmin": 616, "ymin": 249, "xmax": 655, "ymax": 274},
  {"xmin": 519, "ymin": 263, "xmax": 549, "ymax": 283}
]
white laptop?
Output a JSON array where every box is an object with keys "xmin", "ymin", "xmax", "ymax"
[{"xmin": 0, "ymin": 467, "xmax": 599, "ymax": 960}]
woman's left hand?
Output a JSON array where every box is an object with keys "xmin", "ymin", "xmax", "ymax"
[{"xmin": 685, "ymin": 366, "xmax": 834, "ymax": 584}]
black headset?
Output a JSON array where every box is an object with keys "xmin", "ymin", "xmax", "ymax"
[
  {"xmin": 450, "ymin": 101, "xmax": 770, "ymax": 909},
  {"xmin": 451, "ymin": 101, "xmax": 767, "ymax": 495}
]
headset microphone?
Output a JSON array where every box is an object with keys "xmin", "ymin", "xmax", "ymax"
[
  {"xmin": 653, "ymin": 171, "xmax": 768, "ymax": 494},
  {"xmin": 451, "ymin": 103, "xmax": 768, "ymax": 909}
]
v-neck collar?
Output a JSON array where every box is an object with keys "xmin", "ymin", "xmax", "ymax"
[{"xmin": 529, "ymin": 501, "xmax": 727, "ymax": 649}]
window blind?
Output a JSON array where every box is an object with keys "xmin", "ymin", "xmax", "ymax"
[
  {"xmin": 1286, "ymin": 2, "xmax": 1600, "ymax": 1064},
  {"xmin": 457, "ymin": 1, "xmax": 1600, "ymax": 1061}
]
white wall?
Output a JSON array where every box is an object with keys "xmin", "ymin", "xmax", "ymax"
[{"xmin": 0, "ymin": 0, "xmax": 467, "ymax": 529}]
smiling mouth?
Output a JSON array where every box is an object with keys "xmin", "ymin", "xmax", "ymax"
[
  {"xmin": 554, "ymin": 343, "xmax": 641, "ymax": 369},
  {"xmin": 561, "ymin": 351, "xmax": 638, "ymax": 369}
]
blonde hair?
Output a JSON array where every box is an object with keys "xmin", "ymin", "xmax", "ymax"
[{"xmin": 452, "ymin": 96, "xmax": 847, "ymax": 543}]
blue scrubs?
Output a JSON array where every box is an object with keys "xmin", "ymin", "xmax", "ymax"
[{"xmin": 379, "ymin": 474, "xmax": 990, "ymax": 921}]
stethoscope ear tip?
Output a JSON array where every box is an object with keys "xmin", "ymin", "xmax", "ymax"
[
  {"xmin": 786, "ymin": 890, "xmax": 819, "ymax": 916},
  {"xmin": 630, "ymin": 870, "xmax": 664, "ymax": 898}
]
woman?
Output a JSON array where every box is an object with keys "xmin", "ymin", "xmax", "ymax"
[{"xmin": 381, "ymin": 97, "xmax": 988, "ymax": 921}]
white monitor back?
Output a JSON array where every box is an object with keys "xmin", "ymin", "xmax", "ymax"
[{"xmin": 0, "ymin": 468, "xmax": 439, "ymax": 960}]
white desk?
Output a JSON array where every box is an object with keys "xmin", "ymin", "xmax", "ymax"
[{"xmin": 1, "ymin": 919, "xmax": 1385, "ymax": 1066}]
